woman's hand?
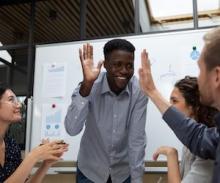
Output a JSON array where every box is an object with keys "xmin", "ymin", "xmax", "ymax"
[
  {"xmin": 30, "ymin": 140, "xmax": 68, "ymax": 162},
  {"xmin": 153, "ymin": 146, "xmax": 178, "ymax": 161}
]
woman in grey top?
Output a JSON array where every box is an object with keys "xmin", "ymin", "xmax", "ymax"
[{"xmin": 153, "ymin": 76, "xmax": 217, "ymax": 183}]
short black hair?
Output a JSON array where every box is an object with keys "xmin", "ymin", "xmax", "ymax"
[{"xmin": 103, "ymin": 39, "xmax": 135, "ymax": 60}]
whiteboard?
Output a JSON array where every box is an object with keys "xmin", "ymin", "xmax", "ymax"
[{"xmin": 30, "ymin": 29, "xmax": 208, "ymax": 162}]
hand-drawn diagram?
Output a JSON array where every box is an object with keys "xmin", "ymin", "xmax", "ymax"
[{"xmin": 41, "ymin": 103, "xmax": 65, "ymax": 139}]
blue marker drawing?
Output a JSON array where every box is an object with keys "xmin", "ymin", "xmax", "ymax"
[
  {"xmin": 46, "ymin": 124, "xmax": 51, "ymax": 130},
  {"xmin": 44, "ymin": 109, "xmax": 62, "ymax": 137},
  {"xmin": 55, "ymin": 124, "xmax": 60, "ymax": 129},
  {"xmin": 190, "ymin": 46, "xmax": 200, "ymax": 60}
]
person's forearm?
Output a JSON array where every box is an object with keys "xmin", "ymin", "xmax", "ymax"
[
  {"xmin": 28, "ymin": 162, "xmax": 50, "ymax": 183},
  {"xmin": 4, "ymin": 154, "xmax": 38, "ymax": 183},
  {"xmin": 79, "ymin": 80, "xmax": 94, "ymax": 97},
  {"xmin": 163, "ymin": 107, "xmax": 217, "ymax": 159},
  {"xmin": 167, "ymin": 151, "xmax": 181, "ymax": 183},
  {"xmin": 147, "ymin": 89, "xmax": 171, "ymax": 115}
]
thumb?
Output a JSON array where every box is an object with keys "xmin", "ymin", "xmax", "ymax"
[
  {"xmin": 138, "ymin": 68, "xmax": 143, "ymax": 77},
  {"xmin": 96, "ymin": 60, "xmax": 103, "ymax": 70},
  {"xmin": 152, "ymin": 152, "xmax": 160, "ymax": 161}
]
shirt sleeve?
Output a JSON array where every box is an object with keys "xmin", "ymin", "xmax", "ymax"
[
  {"xmin": 64, "ymin": 85, "xmax": 90, "ymax": 136},
  {"xmin": 163, "ymin": 106, "xmax": 218, "ymax": 160},
  {"xmin": 128, "ymin": 92, "xmax": 148, "ymax": 183}
]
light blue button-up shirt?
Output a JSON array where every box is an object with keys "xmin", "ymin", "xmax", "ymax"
[{"xmin": 65, "ymin": 72, "xmax": 148, "ymax": 183}]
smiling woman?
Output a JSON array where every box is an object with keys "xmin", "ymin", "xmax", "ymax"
[
  {"xmin": 152, "ymin": 76, "xmax": 218, "ymax": 183},
  {"xmin": 0, "ymin": 89, "xmax": 22, "ymax": 124},
  {"xmin": 0, "ymin": 84, "xmax": 68, "ymax": 183},
  {"xmin": 7, "ymin": 96, "xmax": 26, "ymax": 150}
]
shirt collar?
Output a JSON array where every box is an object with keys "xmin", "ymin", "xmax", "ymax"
[{"xmin": 101, "ymin": 73, "xmax": 130, "ymax": 96}]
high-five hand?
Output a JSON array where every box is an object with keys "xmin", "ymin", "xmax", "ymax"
[
  {"xmin": 138, "ymin": 49, "xmax": 156, "ymax": 96},
  {"xmin": 79, "ymin": 43, "xmax": 103, "ymax": 83},
  {"xmin": 79, "ymin": 43, "xmax": 103, "ymax": 97},
  {"xmin": 138, "ymin": 49, "xmax": 171, "ymax": 114}
]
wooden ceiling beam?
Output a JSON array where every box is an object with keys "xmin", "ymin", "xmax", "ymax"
[
  {"xmin": 52, "ymin": 0, "xmax": 79, "ymax": 37},
  {"xmin": 93, "ymin": 0, "xmax": 120, "ymax": 35},
  {"xmin": 34, "ymin": 1, "xmax": 66, "ymax": 42}
]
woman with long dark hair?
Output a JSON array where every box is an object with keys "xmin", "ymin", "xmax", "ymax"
[
  {"xmin": 0, "ymin": 84, "xmax": 68, "ymax": 183},
  {"xmin": 153, "ymin": 76, "xmax": 217, "ymax": 183}
]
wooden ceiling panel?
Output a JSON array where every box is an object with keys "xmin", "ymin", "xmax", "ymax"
[
  {"xmin": 86, "ymin": 0, "xmax": 134, "ymax": 38},
  {"xmin": 0, "ymin": 0, "xmax": 134, "ymax": 66},
  {"xmin": 34, "ymin": 0, "xmax": 80, "ymax": 43},
  {"xmin": 0, "ymin": 3, "xmax": 30, "ymax": 45}
]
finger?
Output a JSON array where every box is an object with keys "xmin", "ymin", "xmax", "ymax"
[
  {"xmin": 141, "ymin": 49, "xmax": 150, "ymax": 71},
  {"xmin": 138, "ymin": 69, "xmax": 145, "ymax": 84},
  {"xmin": 90, "ymin": 45, "xmax": 93, "ymax": 61},
  {"xmin": 96, "ymin": 60, "xmax": 103, "ymax": 70},
  {"xmin": 41, "ymin": 142, "xmax": 59, "ymax": 151},
  {"xmin": 152, "ymin": 152, "xmax": 160, "ymax": 161},
  {"xmin": 79, "ymin": 48, "xmax": 83, "ymax": 62},
  {"xmin": 49, "ymin": 141, "xmax": 60, "ymax": 146},
  {"xmin": 50, "ymin": 144, "xmax": 63, "ymax": 150},
  {"xmin": 54, "ymin": 152, "xmax": 64, "ymax": 158},
  {"xmin": 50, "ymin": 143, "xmax": 68, "ymax": 150},
  {"xmin": 86, "ymin": 43, "xmax": 89, "ymax": 59},
  {"xmin": 50, "ymin": 148, "xmax": 67, "ymax": 155},
  {"xmin": 52, "ymin": 139, "xmax": 65, "ymax": 144},
  {"xmin": 47, "ymin": 155, "xmax": 61, "ymax": 161},
  {"xmin": 138, "ymin": 68, "xmax": 143, "ymax": 78},
  {"xmin": 83, "ymin": 44, "xmax": 87, "ymax": 60},
  {"xmin": 87, "ymin": 44, "xmax": 93, "ymax": 60},
  {"xmin": 79, "ymin": 48, "xmax": 86, "ymax": 75},
  {"xmin": 141, "ymin": 49, "xmax": 147, "ymax": 67}
]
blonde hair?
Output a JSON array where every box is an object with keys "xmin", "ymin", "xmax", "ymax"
[{"xmin": 203, "ymin": 27, "xmax": 220, "ymax": 70}]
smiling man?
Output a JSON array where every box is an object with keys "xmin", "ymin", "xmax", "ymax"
[{"xmin": 65, "ymin": 39, "xmax": 148, "ymax": 183}]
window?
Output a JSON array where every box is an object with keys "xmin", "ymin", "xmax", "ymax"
[
  {"xmin": 140, "ymin": 0, "xmax": 194, "ymax": 32},
  {"xmin": 197, "ymin": 0, "xmax": 220, "ymax": 27}
]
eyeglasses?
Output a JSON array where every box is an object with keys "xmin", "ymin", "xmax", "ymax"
[{"xmin": 0, "ymin": 96, "xmax": 20, "ymax": 105}]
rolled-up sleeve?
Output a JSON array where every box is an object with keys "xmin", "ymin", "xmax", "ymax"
[{"xmin": 64, "ymin": 86, "xmax": 90, "ymax": 136}]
